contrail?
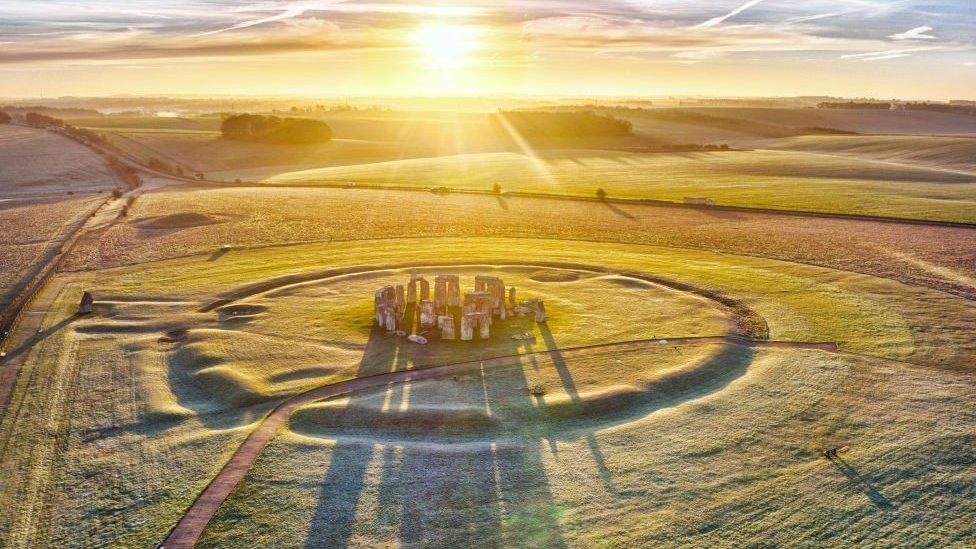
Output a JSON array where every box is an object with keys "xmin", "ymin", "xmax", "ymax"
[{"xmin": 693, "ymin": 0, "xmax": 765, "ymax": 29}]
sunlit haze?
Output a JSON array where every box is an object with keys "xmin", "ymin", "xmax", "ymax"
[{"xmin": 1, "ymin": 0, "xmax": 974, "ymax": 99}]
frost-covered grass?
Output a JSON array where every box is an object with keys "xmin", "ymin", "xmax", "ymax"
[
  {"xmin": 200, "ymin": 347, "xmax": 976, "ymax": 547},
  {"xmin": 262, "ymin": 149, "xmax": 976, "ymax": 222}
]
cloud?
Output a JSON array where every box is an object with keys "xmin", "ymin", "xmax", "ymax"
[
  {"xmin": 841, "ymin": 48, "xmax": 930, "ymax": 61},
  {"xmin": 196, "ymin": 6, "xmax": 310, "ymax": 37},
  {"xmin": 888, "ymin": 25, "xmax": 937, "ymax": 41},
  {"xmin": 692, "ymin": 0, "xmax": 765, "ymax": 29},
  {"xmin": 671, "ymin": 50, "xmax": 728, "ymax": 64}
]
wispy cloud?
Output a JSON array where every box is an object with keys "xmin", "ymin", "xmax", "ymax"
[
  {"xmin": 888, "ymin": 25, "xmax": 937, "ymax": 40},
  {"xmin": 196, "ymin": 6, "xmax": 311, "ymax": 37},
  {"xmin": 841, "ymin": 48, "xmax": 930, "ymax": 61},
  {"xmin": 692, "ymin": 0, "xmax": 765, "ymax": 29}
]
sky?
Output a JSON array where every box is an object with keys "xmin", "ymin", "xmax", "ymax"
[{"xmin": 1, "ymin": 0, "xmax": 974, "ymax": 99}]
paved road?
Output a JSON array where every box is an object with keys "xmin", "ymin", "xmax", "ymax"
[{"xmin": 160, "ymin": 335, "xmax": 837, "ymax": 548}]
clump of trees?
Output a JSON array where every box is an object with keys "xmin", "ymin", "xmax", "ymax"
[
  {"xmin": 902, "ymin": 102, "xmax": 976, "ymax": 116},
  {"xmin": 25, "ymin": 112, "xmax": 65, "ymax": 128},
  {"xmin": 490, "ymin": 110, "xmax": 633, "ymax": 139},
  {"xmin": 220, "ymin": 114, "xmax": 333, "ymax": 144},
  {"xmin": 817, "ymin": 101, "xmax": 891, "ymax": 110},
  {"xmin": 0, "ymin": 111, "xmax": 10, "ymax": 124}
]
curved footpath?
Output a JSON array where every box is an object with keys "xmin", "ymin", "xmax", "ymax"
[{"xmin": 160, "ymin": 334, "xmax": 837, "ymax": 548}]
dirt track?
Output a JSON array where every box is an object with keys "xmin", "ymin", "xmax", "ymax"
[{"xmin": 160, "ymin": 335, "xmax": 837, "ymax": 548}]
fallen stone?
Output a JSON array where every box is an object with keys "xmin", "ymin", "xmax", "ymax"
[{"xmin": 408, "ymin": 334, "xmax": 428, "ymax": 345}]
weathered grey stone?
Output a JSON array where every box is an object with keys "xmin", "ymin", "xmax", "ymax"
[
  {"xmin": 465, "ymin": 291, "xmax": 493, "ymax": 317},
  {"xmin": 374, "ymin": 285, "xmax": 397, "ymax": 326},
  {"xmin": 419, "ymin": 300, "xmax": 436, "ymax": 328},
  {"xmin": 461, "ymin": 311, "xmax": 491, "ymax": 340},
  {"xmin": 434, "ymin": 274, "xmax": 461, "ymax": 311},
  {"xmin": 534, "ymin": 300, "xmax": 547, "ymax": 323},
  {"xmin": 408, "ymin": 334, "xmax": 428, "ymax": 345},
  {"xmin": 380, "ymin": 305, "xmax": 397, "ymax": 331},
  {"xmin": 508, "ymin": 287, "xmax": 517, "ymax": 307},
  {"xmin": 406, "ymin": 278, "xmax": 417, "ymax": 304},
  {"xmin": 395, "ymin": 284, "xmax": 405, "ymax": 314},
  {"xmin": 437, "ymin": 314, "xmax": 455, "ymax": 340},
  {"xmin": 460, "ymin": 313, "xmax": 474, "ymax": 341}
]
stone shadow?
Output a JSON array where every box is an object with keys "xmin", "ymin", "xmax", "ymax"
[{"xmin": 305, "ymin": 310, "xmax": 569, "ymax": 547}]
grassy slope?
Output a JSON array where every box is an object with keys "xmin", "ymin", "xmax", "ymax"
[
  {"xmin": 767, "ymin": 135, "xmax": 976, "ymax": 174},
  {"xmin": 0, "ymin": 125, "xmax": 116, "ymax": 196},
  {"xmin": 2, "ymin": 236, "xmax": 973, "ymax": 545},
  {"xmin": 682, "ymin": 107, "xmax": 976, "ymax": 136},
  {"xmin": 87, "ymin": 237, "xmax": 975, "ymax": 364},
  {"xmin": 63, "ymin": 187, "xmax": 976, "ymax": 302},
  {"xmin": 102, "ymin": 131, "xmax": 438, "ymax": 178},
  {"xmin": 0, "ymin": 196, "xmax": 103, "ymax": 309},
  {"xmin": 263, "ymin": 149, "xmax": 976, "ymax": 222},
  {"xmin": 0, "ymin": 283, "xmax": 265, "ymax": 546},
  {"xmin": 200, "ymin": 346, "xmax": 976, "ymax": 547}
]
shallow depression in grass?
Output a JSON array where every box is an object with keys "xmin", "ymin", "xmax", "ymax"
[{"xmin": 289, "ymin": 343, "xmax": 753, "ymax": 445}]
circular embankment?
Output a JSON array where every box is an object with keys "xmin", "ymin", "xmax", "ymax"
[{"xmin": 163, "ymin": 262, "xmax": 834, "ymax": 548}]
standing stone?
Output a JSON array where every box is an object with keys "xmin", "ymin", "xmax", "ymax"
[
  {"xmin": 460, "ymin": 313, "xmax": 475, "ymax": 341},
  {"xmin": 418, "ymin": 278, "xmax": 430, "ymax": 302},
  {"xmin": 508, "ymin": 287, "xmax": 517, "ymax": 307},
  {"xmin": 382, "ymin": 306, "xmax": 397, "ymax": 332},
  {"xmin": 434, "ymin": 276, "xmax": 447, "ymax": 310},
  {"xmin": 374, "ymin": 285, "xmax": 397, "ymax": 325},
  {"xmin": 534, "ymin": 300, "xmax": 547, "ymax": 323},
  {"xmin": 438, "ymin": 315, "xmax": 455, "ymax": 340},
  {"xmin": 395, "ymin": 285, "xmax": 405, "ymax": 315},
  {"xmin": 465, "ymin": 291, "xmax": 493, "ymax": 317},
  {"xmin": 447, "ymin": 276, "xmax": 461, "ymax": 307},
  {"xmin": 419, "ymin": 300, "xmax": 436, "ymax": 328},
  {"xmin": 78, "ymin": 291, "xmax": 94, "ymax": 315},
  {"xmin": 478, "ymin": 312, "xmax": 491, "ymax": 339},
  {"xmin": 406, "ymin": 278, "xmax": 417, "ymax": 304}
]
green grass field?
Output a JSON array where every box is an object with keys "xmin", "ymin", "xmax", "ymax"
[
  {"xmin": 2, "ymin": 107, "xmax": 976, "ymax": 547},
  {"xmin": 768, "ymin": 135, "xmax": 976, "ymax": 174},
  {"xmin": 1, "ymin": 233, "xmax": 974, "ymax": 546},
  {"xmin": 200, "ymin": 346, "xmax": 975, "ymax": 547},
  {"xmin": 262, "ymin": 149, "xmax": 976, "ymax": 222}
]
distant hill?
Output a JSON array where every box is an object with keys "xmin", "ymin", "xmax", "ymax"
[
  {"xmin": 767, "ymin": 135, "xmax": 976, "ymax": 174},
  {"xmin": 490, "ymin": 110, "xmax": 633, "ymax": 140},
  {"xmin": 680, "ymin": 107, "xmax": 976, "ymax": 136}
]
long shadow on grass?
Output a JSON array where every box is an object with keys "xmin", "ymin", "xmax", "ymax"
[
  {"xmin": 306, "ymin": 305, "xmax": 566, "ymax": 547},
  {"xmin": 830, "ymin": 456, "xmax": 895, "ymax": 510},
  {"xmin": 601, "ymin": 199, "xmax": 636, "ymax": 221},
  {"xmin": 304, "ymin": 306, "xmax": 755, "ymax": 546},
  {"xmin": 303, "ymin": 319, "xmax": 407, "ymax": 548}
]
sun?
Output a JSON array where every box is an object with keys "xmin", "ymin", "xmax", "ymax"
[{"xmin": 411, "ymin": 23, "xmax": 479, "ymax": 68}]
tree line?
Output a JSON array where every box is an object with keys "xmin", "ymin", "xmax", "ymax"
[
  {"xmin": 489, "ymin": 110, "xmax": 633, "ymax": 138},
  {"xmin": 220, "ymin": 114, "xmax": 333, "ymax": 144}
]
